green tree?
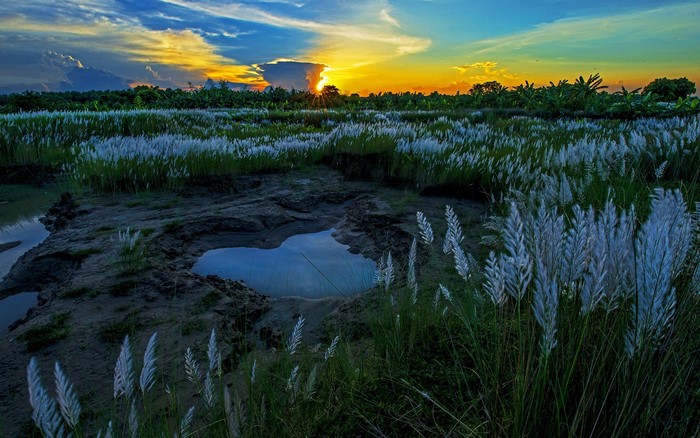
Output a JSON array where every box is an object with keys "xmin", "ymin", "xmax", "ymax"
[{"xmin": 643, "ymin": 77, "xmax": 696, "ymax": 101}]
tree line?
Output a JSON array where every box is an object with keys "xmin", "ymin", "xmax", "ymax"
[{"xmin": 1, "ymin": 75, "xmax": 696, "ymax": 118}]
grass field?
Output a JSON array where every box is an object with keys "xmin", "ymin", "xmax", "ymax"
[{"xmin": 6, "ymin": 109, "xmax": 699, "ymax": 437}]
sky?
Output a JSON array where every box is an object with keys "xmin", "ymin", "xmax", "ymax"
[{"xmin": 0, "ymin": 0, "xmax": 698, "ymax": 94}]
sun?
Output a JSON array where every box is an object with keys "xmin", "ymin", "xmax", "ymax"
[{"xmin": 315, "ymin": 69, "xmax": 329, "ymax": 93}]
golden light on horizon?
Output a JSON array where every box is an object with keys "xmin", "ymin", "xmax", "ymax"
[{"xmin": 315, "ymin": 67, "xmax": 330, "ymax": 92}]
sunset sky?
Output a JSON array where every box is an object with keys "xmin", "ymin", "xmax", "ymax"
[{"xmin": 1, "ymin": 0, "xmax": 698, "ymax": 94}]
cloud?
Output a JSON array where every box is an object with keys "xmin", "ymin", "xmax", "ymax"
[
  {"xmin": 379, "ymin": 8, "xmax": 400, "ymax": 27},
  {"xmin": 59, "ymin": 66, "xmax": 132, "ymax": 91},
  {"xmin": 0, "ymin": 15, "xmax": 266, "ymax": 88},
  {"xmin": 453, "ymin": 61, "xmax": 498, "ymax": 74},
  {"xmin": 256, "ymin": 60, "xmax": 328, "ymax": 91},
  {"xmin": 43, "ymin": 51, "xmax": 83, "ymax": 69},
  {"xmin": 161, "ymin": 0, "xmax": 430, "ymax": 58},
  {"xmin": 452, "ymin": 61, "xmax": 519, "ymax": 82}
]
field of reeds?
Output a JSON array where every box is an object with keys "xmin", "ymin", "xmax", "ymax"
[{"xmin": 3, "ymin": 109, "xmax": 699, "ymax": 436}]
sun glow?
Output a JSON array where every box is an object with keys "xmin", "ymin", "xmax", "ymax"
[{"xmin": 315, "ymin": 68, "xmax": 329, "ymax": 92}]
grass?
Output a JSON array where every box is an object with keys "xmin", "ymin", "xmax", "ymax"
[
  {"xmin": 18, "ymin": 313, "xmax": 70, "ymax": 352},
  {"xmin": 98, "ymin": 312, "xmax": 142, "ymax": 344},
  {"xmin": 60, "ymin": 286, "xmax": 99, "ymax": 299},
  {"xmin": 193, "ymin": 290, "xmax": 222, "ymax": 313},
  {"xmin": 13, "ymin": 109, "xmax": 700, "ymax": 437}
]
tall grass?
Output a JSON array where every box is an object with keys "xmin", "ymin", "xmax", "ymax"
[{"xmin": 18, "ymin": 110, "xmax": 700, "ymax": 435}]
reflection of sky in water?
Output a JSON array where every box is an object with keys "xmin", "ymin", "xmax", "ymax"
[
  {"xmin": 193, "ymin": 229, "xmax": 377, "ymax": 298},
  {"xmin": 0, "ymin": 217, "xmax": 49, "ymax": 280},
  {"xmin": 0, "ymin": 292, "xmax": 38, "ymax": 335}
]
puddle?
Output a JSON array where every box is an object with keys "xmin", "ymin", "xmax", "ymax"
[
  {"xmin": 0, "ymin": 218, "xmax": 50, "ymax": 281},
  {"xmin": 0, "ymin": 292, "xmax": 38, "ymax": 335},
  {"xmin": 0, "ymin": 184, "xmax": 61, "ymax": 228},
  {"xmin": 192, "ymin": 229, "xmax": 377, "ymax": 298}
]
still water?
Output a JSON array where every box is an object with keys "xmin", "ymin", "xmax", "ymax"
[
  {"xmin": 192, "ymin": 229, "xmax": 377, "ymax": 298},
  {"xmin": 0, "ymin": 292, "xmax": 38, "ymax": 335}
]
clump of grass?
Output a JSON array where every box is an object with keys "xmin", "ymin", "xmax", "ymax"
[
  {"xmin": 163, "ymin": 219, "xmax": 182, "ymax": 232},
  {"xmin": 193, "ymin": 290, "xmax": 221, "ymax": 313},
  {"xmin": 140, "ymin": 227, "xmax": 155, "ymax": 237},
  {"xmin": 60, "ymin": 287, "xmax": 99, "ymax": 299},
  {"xmin": 69, "ymin": 247, "xmax": 101, "ymax": 260},
  {"xmin": 99, "ymin": 312, "xmax": 141, "ymax": 344},
  {"xmin": 19, "ymin": 313, "xmax": 70, "ymax": 352},
  {"xmin": 181, "ymin": 317, "xmax": 207, "ymax": 336},
  {"xmin": 116, "ymin": 227, "xmax": 147, "ymax": 275}
]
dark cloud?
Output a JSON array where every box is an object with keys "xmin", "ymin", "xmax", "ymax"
[
  {"xmin": 257, "ymin": 61, "xmax": 327, "ymax": 91},
  {"xmin": 59, "ymin": 66, "xmax": 132, "ymax": 92}
]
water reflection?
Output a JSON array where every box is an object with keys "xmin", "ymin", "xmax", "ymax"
[
  {"xmin": 1, "ymin": 218, "xmax": 49, "ymax": 280},
  {"xmin": 0, "ymin": 292, "xmax": 38, "ymax": 335},
  {"xmin": 192, "ymin": 229, "xmax": 376, "ymax": 298}
]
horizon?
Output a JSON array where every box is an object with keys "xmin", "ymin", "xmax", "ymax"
[{"xmin": 1, "ymin": 1, "xmax": 699, "ymax": 95}]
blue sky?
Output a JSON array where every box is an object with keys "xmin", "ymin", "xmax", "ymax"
[{"xmin": 1, "ymin": 0, "xmax": 698, "ymax": 94}]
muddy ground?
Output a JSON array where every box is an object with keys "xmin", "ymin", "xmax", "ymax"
[{"xmin": 0, "ymin": 166, "xmax": 487, "ymax": 435}]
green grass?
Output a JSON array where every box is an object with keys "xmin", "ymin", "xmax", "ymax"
[
  {"xmin": 98, "ymin": 312, "xmax": 141, "ymax": 344},
  {"xmin": 18, "ymin": 313, "xmax": 70, "ymax": 352},
  {"xmin": 60, "ymin": 286, "xmax": 99, "ymax": 299}
]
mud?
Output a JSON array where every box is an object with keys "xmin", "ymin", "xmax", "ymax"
[{"xmin": 0, "ymin": 166, "xmax": 487, "ymax": 435}]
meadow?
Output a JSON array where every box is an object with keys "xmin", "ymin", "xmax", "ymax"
[{"xmin": 2, "ymin": 108, "xmax": 699, "ymax": 436}]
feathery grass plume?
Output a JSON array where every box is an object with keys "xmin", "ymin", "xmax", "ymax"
[
  {"xmin": 529, "ymin": 202, "xmax": 565, "ymax": 279},
  {"xmin": 626, "ymin": 189, "xmax": 688, "ymax": 357},
  {"xmin": 374, "ymin": 255, "xmax": 386, "ymax": 285},
  {"xmin": 561, "ymin": 205, "xmax": 591, "ymax": 291},
  {"xmin": 502, "ymin": 202, "xmax": 532, "ymax": 300},
  {"xmin": 114, "ymin": 335, "xmax": 135, "ymax": 400},
  {"xmin": 139, "ymin": 332, "xmax": 157, "ymax": 394},
  {"xmin": 203, "ymin": 371, "xmax": 217, "ymax": 409},
  {"xmin": 438, "ymin": 284, "xmax": 453, "ymax": 304},
  {"xmin": 433, "ymin": 286, "xmax": 441, "ymax": 310},
  {"xmin": 483, "ymin": 251, "xmax": 507, "ymax": 306},
  {"xmin": 654, "ymin": 160, "xmax": 668, "ymax": 180},
  {"xmin": 54, "ymin": 361, "xmax": 81, "ymax": 430},
  {"xmin": 324, "ymin": 335, "xmax": 340, "ymax": 362},
  {"xmin": 581, "ymin": 252, "xmax": 607, "ymax": 315},
  {"xmin": 598, "ymin": 200, "xmax": 636, "ymax": 310},
  {"xmin": 251, "ymin": 358, "xmax": 256, "ymax": 386},
  {"xmin": 416, "ymin": 211, "xmax": 434, "ymax": 245},
  {"xmin": 452, "ymin": 240, "xmax": 471, "ymax": 283},
  {"xmin": 286, "ymin": 365, "xmax": 301, "ymax": 405},
  {"xmin": 224, "ymin": 387, "xmax": 242, "ymax": 438},
  {"xmin": 118, "ymin": 227, "xmax": 141, "ymax": 252},
  {"xmin": 27, "ymin": 357, "xmax": 64, "ymax": 437},
  {"xmin": 184, "ymin": 347, "xmax": 202, "ymax": 387},
  {"xmin": 286, "ymin": 315, "xmax": 305, "ymax": 355},
  {"xmin": 176, "ymin": 405, "xmax": 195, "ymax": 438},
  {"xmin": 384, "ymin": 252, "xmax": 395, "ymax": 291},
  {"xmin": 407, "ymin": 237, "xmax": 418, "ymax": 304},
  {"xmin": 129, "ymin": 399, "xmax": 138, "ymax": 438},
  {"xmin": 532, "ymin": 259, "xmax": 559, "ymax": 354},
  {"xmin": 304, "ymin": 365, "xmax": 318, "ymax": 400},
  {"xmin": 208, "ymin": 329, "xmax": 221, "ymax": 377},
  {"xmin": 97, "ymin": 421, "xmax": 113, "ymax": 438},
  {"xmin": 443, "ymin": 205, "xmax": 464, "ymax": 255}
]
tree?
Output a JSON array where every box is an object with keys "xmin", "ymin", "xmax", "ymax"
[
  {"xmin": 469, "ymin": 81, "xmax": 506, "ymax": 95},
  {"xmin": 643, "ymin": 77, "xmax": 696, "ymax": 102}
]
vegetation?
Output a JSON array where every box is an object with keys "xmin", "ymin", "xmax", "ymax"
[
  {"xmin": 1, "ymin": 74, "xmax": 697, "ymax": 118},
  {"xmin": 4, "ymin": 90, "xmax": 698, "ymax": 435},
  {"xmin": 18, "ymin": 313, "xmax": 71, "ymax": 352}
]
